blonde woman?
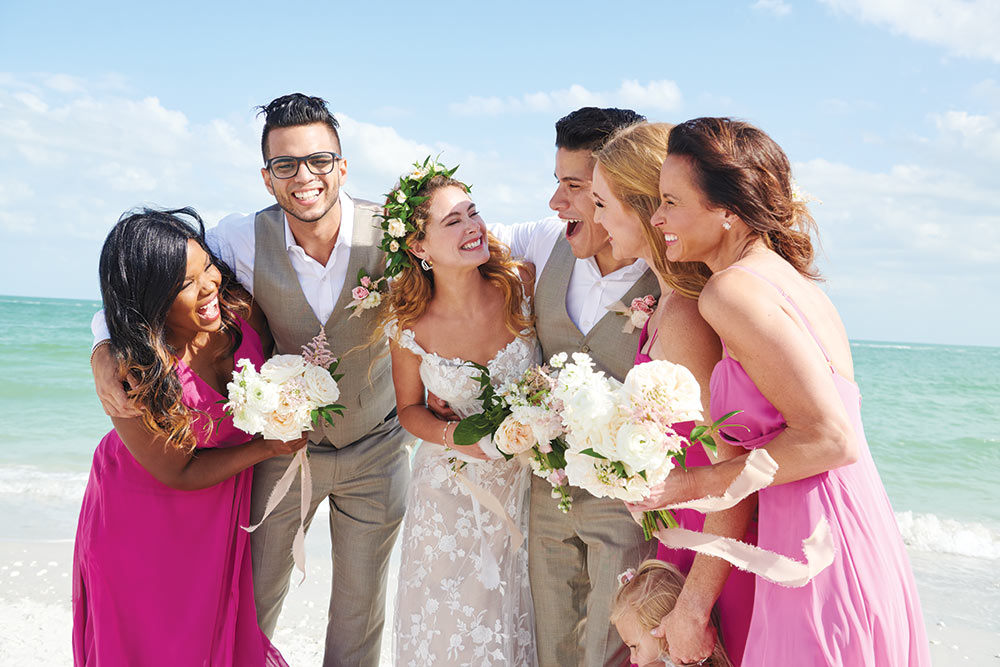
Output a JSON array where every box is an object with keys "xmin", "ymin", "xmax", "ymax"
[
  {"xmin": 376, "ymin": 163, "xmax": 537, "ymax": 666},
  {"xmin": 592, "ymin": 122, "xmax": 754, "ymax": 665}
]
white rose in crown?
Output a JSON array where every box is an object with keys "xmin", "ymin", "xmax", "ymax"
[
  {"xmin": 622, "ymin": 359, "xmax": 703, "ymax": 423},
  {"xmin": 260, "ymin": 355, "xmax": 307, "ymax": 385},
  {"xmin": 387, "ymin": 218, "xmax": 407, "ymax": 238},
  {"xmin": 302, "ymin": 364, "xmax": 341, "ymax": 406},
  {"xmin": 494, "ymin": 415, "xmax": 537, "ymax": 456}
]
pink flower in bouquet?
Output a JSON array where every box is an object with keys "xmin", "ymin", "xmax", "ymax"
[
  {"xmin": 360, "ymin": 275, "xmax": 372, "ymax": 288},
  {"xmin": 352, "ymin": 286, "xmax": 370, "ymax": 301}
]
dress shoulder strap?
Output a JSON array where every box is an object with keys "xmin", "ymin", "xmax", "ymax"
[
  {"xmin": 385, "ymin": 318, "xmax": 429, "ymax": 358},
  {"xmin": 722, "ymin": 265, "xmax": 834, "ymax": 370}
]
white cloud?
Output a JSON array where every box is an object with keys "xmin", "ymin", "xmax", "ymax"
[
  {"xmin": 752, "ymin": 0, "xmax": 791, "ymax": 17},
  {"xmin": 796, "ymin": 157, "xmax": 1000, "ymax": 268},
  {"xmin": 450, "ymin": 79, "xmax": 683, "ymax": 116},
  {"xmin": 820, "ymin": 0, "xmax": 1000, "ymax": 62},
  {"xmin": 931, "ymin": 110, "xmax": 1000, "ymax": 159}
]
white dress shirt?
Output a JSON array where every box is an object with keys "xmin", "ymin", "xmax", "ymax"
[
  {"xmin": 92, "ymin": 192, "xmax": 357, "ymax": 344},
  {"xmin": 490, "ymin": 217, "xmax": 649, "ymax": 335}
]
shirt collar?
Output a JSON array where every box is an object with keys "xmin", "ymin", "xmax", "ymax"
[
  {"xmin": 578, "ymin": 256, "xmax": 649, "ymax": 281},
  {"xmin": 282, "ymin": 190, "xmax": 355, "ymax": 252}
]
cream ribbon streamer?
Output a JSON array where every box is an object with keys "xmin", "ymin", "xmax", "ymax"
[
  {"xmin": 242, "ymin": 448, "xmax": 311, "ymax": 583},
  {"xmin": 454, "ymin": 463, "xmax": 526, "ymax": 590},
  {"xmin": 642, "ymin": 449, "xmax": 835, "ymax": 587},
  {"xmin": 653, "ymin": 517, "xmax": 835, "ymax": 588}
]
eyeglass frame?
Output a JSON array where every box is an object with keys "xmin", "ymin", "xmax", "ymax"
[{"xmin": 264, "ymin": 151, "xmax": 342, "ymax": 179}]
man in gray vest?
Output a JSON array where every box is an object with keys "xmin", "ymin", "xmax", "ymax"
[
  {"xmin": 491, "ymin": 107, "xmax": 661, "ymax": 667},
  {"xmin": 90, "ymin": 94, "xmax": 410, "ymax": 667}
]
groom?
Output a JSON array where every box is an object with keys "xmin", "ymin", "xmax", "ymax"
[
  {"xmin": 90, "ymin": 93, "xmax": 410, "ymax": 667},
  {"xmin": 491, "ymin": 107, "xmax": 660, "ymax": 667}
]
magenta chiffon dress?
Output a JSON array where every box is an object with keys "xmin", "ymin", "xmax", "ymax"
[
  {"xmin": 710, "ymin": 266, "xmax": 929, "ymax": 666},
  {"xmin": 72, "ymin": 319, "xmax": 287, "ymax": 667},
  {"xmin": 636, "ymin": 321, "xmax": 755, "ymax": 665}
]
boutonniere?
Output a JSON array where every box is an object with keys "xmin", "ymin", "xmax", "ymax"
[
  {"xmin": 607, "ymin": 294, "xmax": 657, "ymax": 334},
  {"xmin": 345, "ymin": 268, "xmax": 387, "ymax": 318}
]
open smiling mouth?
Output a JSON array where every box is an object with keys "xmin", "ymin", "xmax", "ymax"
[{"xmin": 564, "ymin": 219, "xmax": 582, "ymax": 238}]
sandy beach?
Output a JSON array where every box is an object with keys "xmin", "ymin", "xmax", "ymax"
[{"xmin": 2, "ymin": 502, "xmax": 997, "ymax": 665}]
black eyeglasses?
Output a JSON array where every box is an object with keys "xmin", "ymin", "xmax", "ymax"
[{"xmin": 265, "ymin": 151, "xmax": 341, "ymax": 179}]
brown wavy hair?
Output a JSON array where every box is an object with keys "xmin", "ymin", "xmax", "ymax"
[
  {"xmin": 375, "ymin": 174, "xmax": 533, "ymax": 341},
  {"xmin": 99, "ymin": 207, "xmax": 251, "ymax": 451},
  {"xmin": 667, "ymin": 117, "xmax": 820, "ymax": 279},
  {"xmin": 594, "ymin": 122, "xmax": 713, "ymax": 297},
  {"xmin": 612, "ymin": 559, "xmax": 734, "ymax": 667}
]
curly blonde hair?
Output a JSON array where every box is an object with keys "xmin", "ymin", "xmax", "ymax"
[
  {"xmin": 594, "ymin": 122, "xmax": 713, "ymax": 297},
  {"xmin": 612, "ymin": 560, "xmax": 733, "ymax": 667},
  {"xmin": 374, "ymin": 174, "xmax": 533, "ymax": 342}
]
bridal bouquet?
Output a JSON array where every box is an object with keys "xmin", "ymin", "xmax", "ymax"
[
  {"xmin": 452, "ymin": 362, "xmax": 573, "ymax": 512},
  {"xmin": 551, "ymin": 352, "xmax": 737, "ymax": 539},
  {"xmin": 224, "ymin": 327, "xmax": 344, "ymax": 580}
]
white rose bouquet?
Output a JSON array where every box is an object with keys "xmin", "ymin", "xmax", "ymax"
[
  {"xmin": 224, "ymin": 326, "xmax": 344, "ymax": 580},
  {"xmin": 552, "ymin": 352, "xmax": 739, "ymax": 539},
  {"xmin": 453, "ymin": 362, "xmax": 573, "ymax": 512},
  {"xmin": 225, "ymin": 327, "xmax": 344, "ymax": 437}
]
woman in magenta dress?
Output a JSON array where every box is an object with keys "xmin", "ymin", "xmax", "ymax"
[
  {"xmin": 73, "ymin": 208, "xmax": 303, "ymax": 666},
  {"xmin": 630, "ymin": 118, "xmax": 929, "ymax": 665},
  {"xmin": 591, "ymin": 121, "xmax": 755, "ymax": 665}
]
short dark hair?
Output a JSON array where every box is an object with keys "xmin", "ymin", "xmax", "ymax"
[
  {"xmin": 554, "ymin": 107, "xmax": 646, "ymax": 152},
  {"xmin": 257, "ymin": 93, "xmax": 341, "ymax": 160}
]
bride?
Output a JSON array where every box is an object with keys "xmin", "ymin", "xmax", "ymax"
[{"xmin": 375, "ymin": 161, "xmax": 537, "ymax": 666}]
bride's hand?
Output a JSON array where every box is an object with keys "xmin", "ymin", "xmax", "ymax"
[{"xmin": 448, "ymin": 441, "xmax": 492, "ymax": 461}]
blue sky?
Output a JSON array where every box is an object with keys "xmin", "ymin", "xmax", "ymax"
[{"xmin": 1, "ymin": 0, "xmax": 997, "ymax": 346}]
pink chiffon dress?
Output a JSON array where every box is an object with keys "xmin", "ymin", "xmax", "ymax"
[
  {"xmin": 635, "ymin": 321, "xmax": 755, "ymax": 665},
  {"xmin": 710, "ymin": 266, "xmax": 929, "ymax": 666},
  {"xmin": 72, "ymin": 319, "xmax": 287, "ymax": 667}
]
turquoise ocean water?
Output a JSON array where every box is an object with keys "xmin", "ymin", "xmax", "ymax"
[{"xmin": 1, "ymin": 294, "xmax": 998, "ymax": 629}]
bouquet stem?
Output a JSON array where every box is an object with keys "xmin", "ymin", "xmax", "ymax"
[{"xmin": 641, "ymin": 509, "xmax": 678, "ymax": 541}]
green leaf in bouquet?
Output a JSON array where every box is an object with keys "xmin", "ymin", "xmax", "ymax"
[
  {"xmin": 611, "ymin": 461, "xmax": 627, "ymax": 478},
  {"xmin": 452, "ymin": 418, "xmax": 492, "ymax": 446},
  {"xmin": 688, "ymin": 424, "xmax": 708, "ymax": 441},
  {"xmin": 699, "ymin": 435, "xmax": 718, "ymax": 456},
  {"xmin": 579, "ymin": 448, "xmax": 607, "ymax": 460}
]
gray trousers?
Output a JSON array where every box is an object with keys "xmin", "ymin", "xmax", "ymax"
[
  {"xmin": 529, "ymin": 475, "xmax": 657, "ymax": 667},
  {"xmin": 250, "ymin": 416, "xmax": 411, "ymax": 667}
]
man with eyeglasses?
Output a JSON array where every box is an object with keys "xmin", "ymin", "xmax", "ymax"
[{"xmin": 90, "ymin": 93, "xmax": 411, "ymax": 667}]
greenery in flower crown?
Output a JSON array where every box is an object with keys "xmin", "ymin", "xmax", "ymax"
[{"xmin": 377, "ymin": 156, "xmax": 467, "ymax": 278}]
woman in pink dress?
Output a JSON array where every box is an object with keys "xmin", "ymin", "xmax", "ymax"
[
  {"xmin": 73, "ymin": 208, "xmax": 303, "ymax": 666},
  {"xmin": 592, "ymin": 121, "xmax": 755, "ymax": 665},
  {"xmin": 630, "ymin": 118, "xmax": 929, "ymax": 666}
]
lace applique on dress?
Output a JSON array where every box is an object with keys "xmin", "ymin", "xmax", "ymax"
[{"xmin": 390, "ymin": 305, "xmax": 540, "ymax": 667}]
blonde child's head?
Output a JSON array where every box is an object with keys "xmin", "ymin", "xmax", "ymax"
[{"xmin": 611, "ymin": 560, "xmax": 732, "ymax": 667}]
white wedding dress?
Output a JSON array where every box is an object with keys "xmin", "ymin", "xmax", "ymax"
[{"xmin": 388, "ymin": 317, "xmax": 539, "ymax": 667}]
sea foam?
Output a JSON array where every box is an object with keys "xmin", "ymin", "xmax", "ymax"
[{"xmin": 896, "ymin": 511, "xmax": 1000, "ymax": 560}]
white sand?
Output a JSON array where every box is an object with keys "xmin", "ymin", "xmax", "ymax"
[{"xmin": 2, "ymin": 506, "xmax": 997, "ymax": 665}]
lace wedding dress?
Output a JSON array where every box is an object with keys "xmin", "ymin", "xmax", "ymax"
[{"xmin": 388, "ymin": 319, "xmax": 538, "ymax": 667}]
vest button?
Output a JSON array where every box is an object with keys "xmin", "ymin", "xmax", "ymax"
[{"xmin": 580, "ymin": 345, "xmax": 590, "ymax": 353}]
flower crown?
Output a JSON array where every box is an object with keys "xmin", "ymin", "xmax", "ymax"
[
  {"xmin": 617, "ymin": 567, "xmax": 637, "ymax": 587},
  {"xmin": 377, "ymin": 156, "xmax": 467, "ymax": 278}
]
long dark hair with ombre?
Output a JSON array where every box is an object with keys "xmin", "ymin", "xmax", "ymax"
[
  {"xmin": 99, "ymin": 207, "xmax": 251, "ymax": 451},
  {"xmin": 667, "ymin": 117, "xmax": 820, "ymax": 279},
  {"xmin": 375, "ymin": 173, "xmax": 533, "ymax": 340}
]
